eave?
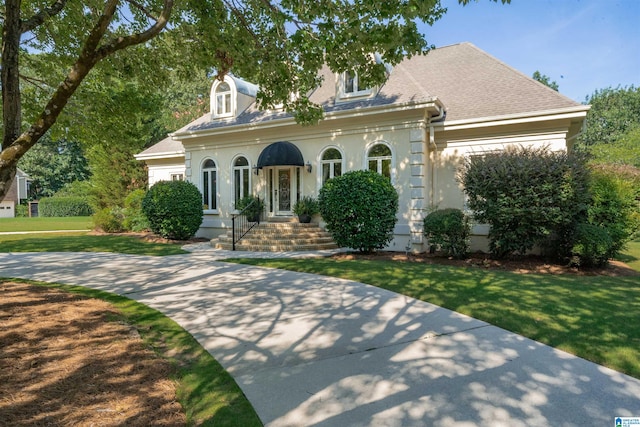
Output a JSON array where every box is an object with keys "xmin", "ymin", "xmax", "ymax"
[{"xmin": 171, "ymin": 98, "xmax": 444, "ymax": 141}]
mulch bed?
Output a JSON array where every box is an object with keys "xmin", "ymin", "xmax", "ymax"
[{"xmin": 0, "ymin": 282, "xmax": 186, "ymax": 426}]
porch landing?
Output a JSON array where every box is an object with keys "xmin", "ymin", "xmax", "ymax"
[{"xmin": 212, "ymin": 221, "xmax": 339, "ymax": 252}]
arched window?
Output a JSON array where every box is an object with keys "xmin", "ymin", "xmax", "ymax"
[
  {"xmin": 367, "ymin": 143, "xmax": 392, "ymax": 179},
  {"xmin": 213, "ymin": 81, "xmax": 232, "ymax": 117},
  {"xmin": 202, "ymin": 159, "xmax": 217, "ymax": 210},
  {"xmin": 233, "ymin": 156, "xmax": 251, "ymax": 206},
  {"xmin": 321, "ymin": 148, "xmax": 343, "ymax": 184}
]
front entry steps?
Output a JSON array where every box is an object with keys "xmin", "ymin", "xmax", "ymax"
[{"xmin": 212, "ymin": 221, "xmax": 339, "ymax": 252}]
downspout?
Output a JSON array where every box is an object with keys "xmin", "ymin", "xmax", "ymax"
[{"xmin": 428, "ymin": 105, "xmax": 445, "ymax": 209}]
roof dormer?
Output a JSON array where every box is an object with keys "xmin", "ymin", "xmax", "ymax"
[
  {"xmin": 335, "ymin": 54, "xmax": 392, "ymax": 103},
  {"xmin": 336, "ymin": 70, "xmax": 374, "ymax": 101},
  {"xmin": 210, "ymin": 75, "xmax": 258, "ymax": 120}
]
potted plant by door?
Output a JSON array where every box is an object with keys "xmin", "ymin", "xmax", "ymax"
[
  {"xmin": 293, "ymin": 196, "xmax": 319, "ymax": 223},
  {"xmin": 236, "ymin": 195, "xmax": 265, "ymax": 222}
]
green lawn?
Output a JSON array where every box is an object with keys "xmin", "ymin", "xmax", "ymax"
[
  {"xmin": 0, "ymin": 216, "xmax": 93, "ymax": 232},
  {"xmin": 227, "ymin": 257, "xmax": 640, "ymax": 380},
  {"xmin": 0, "ymin": 232, "xmax": 188, "ymax": 256},
  {"xmin": 7, "ymin": 279, "xmax": 261, "ymax": 426},
  {"xmin": 616, "ymin": 238, "xmax": 640, "ymax": 272}
]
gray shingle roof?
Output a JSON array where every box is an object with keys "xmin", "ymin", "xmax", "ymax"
[{"xmin": 176, "ymin": 42, "xmax": 584, "ymax": 135}]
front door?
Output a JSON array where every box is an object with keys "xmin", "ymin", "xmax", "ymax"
[{"xmin": 275, "ymin": 168, "xmax": 293, "ymax": 216}]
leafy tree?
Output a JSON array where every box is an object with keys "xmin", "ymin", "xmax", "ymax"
[
  {"xmin": 532, "ymin": 70, "xmax": 559, "ymax": 91},
  {"xmin": 578, "ymin": 86, "xmax": 640, "ymax": 148},
  {"xmin": 1, "ymin": 0, "xmax": 510, "ymax": 203},
  {"xmin": 588, "ymin": 127, "xmax": 640, "ymax": 168},
  {"xmin": 18, "ymin": 136, "xmax": 90, "ymax": 199}
]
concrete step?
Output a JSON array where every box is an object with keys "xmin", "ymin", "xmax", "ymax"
[{"xmin": 211, "ymin": 221, "xmax": 339, "ymax": 252}]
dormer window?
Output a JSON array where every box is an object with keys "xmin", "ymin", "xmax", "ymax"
[
  {"xmin": 214, "ymin": 82, "xmax": 232, "ymax": 117},
  {"xmin": 337, "ymin": 70, "xmax": 373, "ymax": 101}
]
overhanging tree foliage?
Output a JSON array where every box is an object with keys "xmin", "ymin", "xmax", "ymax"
[{"xmin": 0, "ymin": 0, "xmax": 510, "ymax": 202}]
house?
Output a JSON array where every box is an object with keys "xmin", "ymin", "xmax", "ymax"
[
  {"xmin": 136, "ymin": 42, "xmax": 589, "ymax": 252},
  {"xmin": 0, "ymin": 169, "xmax": 30, "ymax": 218}
]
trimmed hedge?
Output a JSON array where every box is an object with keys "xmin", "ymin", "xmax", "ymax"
[
  {"xmin": 319, "ymin": 170, "xmax": 398, "ymax": 252},
  {"xmin": 38, "ymin": 197, "xmax": 93, "ymax": 217},
  {"xmin": 142, "ymin": 180, "xmax": 203, "ymax": 240}
]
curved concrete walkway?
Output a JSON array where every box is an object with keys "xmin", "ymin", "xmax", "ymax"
[{"xmin": 1, "ymin": 247, "xmax": 639, "ymax": 426}]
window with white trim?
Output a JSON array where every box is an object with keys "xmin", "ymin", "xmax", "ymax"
[
  {"xmin": 171, "ymin": 173, "xmax": 184, "ymax": 181},
  {"xmin": 233, "ymin": 156, "xmax": 251, "ymax": 206},
  {"xmin": 321, "ymin": 148, "xmax": 343, "ymax": 185},
  {"xmin": 213, "ymin": 82, "xmax": 232, "ymax": 117},
  {"xmin": 367, "ymin": 143, "xmax": 392, "ymax": 180},
  {"xmin": 202, "ymin": 159, "xmax": 218, "ymax": 210},
  {"xmin": 340, "ymin": 70, "xmax": 372, "ymax": 98}
]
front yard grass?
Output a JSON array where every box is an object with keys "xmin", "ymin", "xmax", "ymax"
[
  {"xmin": 0, "ymin": 232, "xmax": 188, "ymax": 256},
  {"xmin": 227, "ymin": 257, "xmax": 640, "ymax": 380},
  {"xmin": 0, "ymin": 216, "xmax": 92, "ymax": 232},
  {"xmin": 616, "ymin": 238, "xmax": 640, "ymax": 272}
]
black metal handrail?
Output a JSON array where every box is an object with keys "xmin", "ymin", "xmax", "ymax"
[{"xmin": 231, "ymin": 198, "xmax": 263, "ymax": 250}]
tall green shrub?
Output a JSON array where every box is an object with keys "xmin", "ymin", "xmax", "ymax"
[
  {"xmin": 574, "ymin": 165, "xmax": 640, "ymax": 265},
  {"xmin": 142, "ymin": 180, "xmax": 203, "ymax": 240},
  {"xmin": 38, "ymin": 197, "xmax": 93, "ymax": 217},
  {"xmin": 123, "ymin": 189, "xmax": 150, "ymax": 232},
  {"xmin": 459, "ymin": 145, "xmax": 590, "ymax": 258},
  {"xmin": 319, "ymin": 170, "xmax": 398, "ymax": 252},
  {"xmin": 423, "ymin": 208, "xmax": 470, "ymax": 259}
]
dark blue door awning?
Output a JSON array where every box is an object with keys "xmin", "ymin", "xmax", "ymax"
[{"xmin": 257, "ymin": 141, "xmax": 304, "ymax": 168}]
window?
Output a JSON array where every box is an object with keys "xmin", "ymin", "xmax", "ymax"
[
  {"xmin": 367, "ymin": 143, "xmax": 392, "ymax": 180},
  {"xmin": 213, "ymin": 81, "xmax": 232, "ymax": 117},
  {"xmin": 233, "ymin": 156, "xmax": 251, "ymax": 206},
  {"xmin": 202, "ymin": 159, "xmax": 217, "ymax": 210},
  {"xmin": 171, "ymin": 173, "xmax": 184, "ymax": 181},
  {"xmin": 339, "ymin": 70, "xmax": 372, "ymax": 98},
  {"xmin": 321, "ymin": 148, "xmax": 343, "ymax": 184}
]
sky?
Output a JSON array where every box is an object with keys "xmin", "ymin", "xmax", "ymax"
[{"xmin": 420, "ymin": 0, "xmax": 640, "ymax": 103}]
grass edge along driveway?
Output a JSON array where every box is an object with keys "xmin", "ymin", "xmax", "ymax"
[
  {"xmin": 2, "ymin": 279, "xmax": 262, "ymax": 427},
  {"xmin": 226, "ymin": 257, "xmax": 640, "ymax": 381}
]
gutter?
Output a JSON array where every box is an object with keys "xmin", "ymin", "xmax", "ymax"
[
  {"xmin": 172, "ymin": 98, "xmax": 443, "ymax": 141},
  {"xmin": 428, "ymin": 104, "xmax": 446, "ymax": 209}
]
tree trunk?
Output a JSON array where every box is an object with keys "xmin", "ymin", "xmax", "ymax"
[{"xmin": 0, "ymin": 0, "xmax": 174, "ymax": 202}]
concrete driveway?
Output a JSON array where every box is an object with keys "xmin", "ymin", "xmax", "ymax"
[{"xmin": 1, "ymin": 250, "xmax": 639, "ymax": 426}]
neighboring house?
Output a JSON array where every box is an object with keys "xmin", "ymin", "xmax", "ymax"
[
  {"xmin": 136, "ymin": 42, "xmax": 589, "ymax": 252},
  {"xmin": 0, "ymin": 169, "xmax": 30, "ymax": 218}
]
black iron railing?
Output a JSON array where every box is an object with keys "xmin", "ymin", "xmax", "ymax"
[{"xmin": 231, "ymin": 198, "xmax": 263, "ymax": 250}]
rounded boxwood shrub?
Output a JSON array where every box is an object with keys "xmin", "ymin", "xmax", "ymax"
[
  {"xmin": 142, "ymin": 180, "xmax": 203, "ymax": 240},
  {"xmin": 319, "ymin": 170, "xmax": 398, "ymax": 252},
  {"xmin": 423, "ymin": 208, "xmax": 470, "ymax": 259}
]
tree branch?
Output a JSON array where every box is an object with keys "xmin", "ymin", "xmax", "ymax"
[
  {"xmin": 124, "ymin": 0, "xmax": 160, "ymax": 21},
  {"xmin": 95, "ymin": 0, "xmax": 173, "ymax": 59},
  {"xmin": 20, "ymin": 0, "xmax": 68, "ymax": 34}
]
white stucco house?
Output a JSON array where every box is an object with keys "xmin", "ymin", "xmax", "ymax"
[
  {"xmin": 0, "ymin": 169, "xmax": 30, "ymax": 218},
  {"xmin": 136, "ymin": 42, "xmax": 589, "ymax": 251}
]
